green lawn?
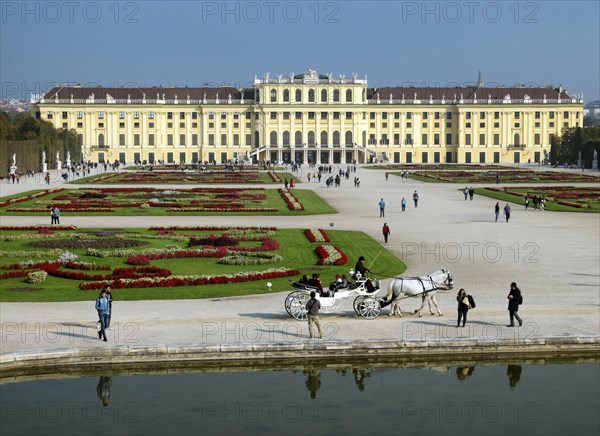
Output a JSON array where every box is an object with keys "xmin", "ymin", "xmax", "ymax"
[{"xmin": 0, "ymin": 228, "xmax": 405, "ymax": 302}]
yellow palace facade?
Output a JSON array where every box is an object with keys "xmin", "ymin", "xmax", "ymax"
[{"xmin": 31, "ymin": 69, "xmax": 584, "ymax": 165}]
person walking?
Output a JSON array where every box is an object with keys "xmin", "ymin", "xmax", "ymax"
[
  {"xmin": 468, "ymin": 187, "xmax": 474, "ymax": 201},
  {"xmin": 463, "ymin": 187, "xmax": 469, "ymax": 201},
  {"xmin": 95, "ymin": 289, "xmax": 110, "ymax": 341},
  {"xmin": 306, "ymin": 291, "xmax": 324, "ymax": 339},
  {"xmin": 495, "ymin": 202, "xmax": 500, "ymax": 222},
  {"xmin": 51, "ymin": 206, "xmax": 60, "ymax": 225},
  {"xmin": 401, "ymin": 197, "xmax": 407, "ymax": 212},
  {"xmin": 524, "ymin": 196, "xmax": 530, "ymax": 211},
  {"xmin": 284, "ymin": 178, "xmax": 289, "ymax": 189},
  {"xmin": 503, "ymin": 203, "xmax": 511, "ymax": 223},
  {"xmin": 456, "ymin": 288, "xmax": 470, "ymax": 327},
  {"xmin": 103, "ymin": 284, "xmax": 114, "ymax": 329},
  {"xmin": 385, "ymin": 172, "xmax": 389, "ymax": 181},
  {"xmin": 289, "ymin": 178, "xmax": 294, "ymax": 189},
  {"xmin": 506, "ymin": 282, "xmax": 523, "ymax": 327},
  {"xmin": 413, "ymin": 190, "xmax": 419, "ymax": 207},
  {"xmin": 382, "ymin": 223, "xmax": 391, "ymax": 243},
  {"xmin": 378, "ymin": 198, "xmax": 386, "ymax": 217},
  {"xmin": 44, "ymin": 172, "xmax": 51, "ymax": 185}
]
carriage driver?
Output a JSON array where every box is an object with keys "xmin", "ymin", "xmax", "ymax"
[{"xmin": 354, "ymin": 256, "xmax": 377, "ymax": 293}]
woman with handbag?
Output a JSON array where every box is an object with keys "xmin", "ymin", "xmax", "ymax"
[{"xmin": 456, "ymin": 288, "xmax": 470, "ymax": 327}]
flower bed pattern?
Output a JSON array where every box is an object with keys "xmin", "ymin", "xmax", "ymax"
[
  {"xmin": 304, "ymin": 229, "xmax": 331, "ymax": 243},
  {"xmin": 278, "ymin": 189, "xmax": 304, "ymax": 210},
  {"xmin": 1, "ymin": 188, "xmax": 303, "ymax": 215},
  {"xmin": 482, "ymin": 186, "xmax": 600, "ymax": 211},
  {"xmin": 316, "ymin": 245, "xmax": 348, "ymax": 265},
  {"xmin": 412, "ymin": 170, "xmax": 599, "ymax": 183}
]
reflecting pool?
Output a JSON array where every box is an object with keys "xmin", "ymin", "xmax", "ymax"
[{"xmin": 1, "ymin": 357, "xmax": 598, "ymax": 435}]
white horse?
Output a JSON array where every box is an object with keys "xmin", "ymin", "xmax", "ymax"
[{"xmin": 385, "ymin": 268, "xmax": 454, "ymax": 317}]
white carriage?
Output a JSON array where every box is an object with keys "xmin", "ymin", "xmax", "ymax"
[{"xmin": 284, "ymin": 272, "xmax": 384, "ymax": 320}]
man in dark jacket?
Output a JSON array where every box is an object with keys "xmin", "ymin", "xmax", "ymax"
[
  {"xmin": 507, "ymin": 282, "xmax": 523, "ymax": 327},
  {"xmin": 355, "ymin": 256, "xmax": 376, "ymax": 293}
]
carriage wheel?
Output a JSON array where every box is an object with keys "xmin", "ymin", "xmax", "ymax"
[
  {"xmin": 357, "ymin": 297, "xmax": 381, "ymax": 320},
  {"xmin": 353, "ymin": 295, "xmax": 367, "ymax": 315},
  {"xmin": 285, "ymin": 291, "xmax": 304, "ymax": 316},
  {"xmin": 289, "ymin": 294, "xmax": 310, "ymax": 320}
]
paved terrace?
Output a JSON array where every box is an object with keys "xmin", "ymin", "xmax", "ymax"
[{"xmin": 1, "ymin": 166, "xmax": 599, "ymax": 372}]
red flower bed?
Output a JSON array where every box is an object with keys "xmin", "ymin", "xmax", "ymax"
[
  {"xmin": 126, "ymin": 248, "xmax": 229, "ymax": 265},
  {"xmin": 0, "ymin": 271, "xmax": 29, "ymax": 279},
  {"xmin": 304, "ymin": 229, "xmax": 331, "ymax": 242},
  {"xmin": 315, "ymin": 245, "xmax": 349, "ymax": 266},
  {"xmin": 79, "ymin": 268, "xmax": 300, "ymax": 290},
  {"xmin": 149, "ymin": 226, "xmax": 277, "ymax": 231}
]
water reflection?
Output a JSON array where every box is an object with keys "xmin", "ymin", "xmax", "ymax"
[
  {"xmin": 507, "ymin": 365, "xmax": 522, "ymax": 389},
  {"xmin": 456, "ymin": 366, "xmax": 475, "ymax": 382},
  {"xmin": 96, "ymin": 375, "xmax": 112, "ymax": 407},
  {"xmin": 303, "ymin": 368, "xmax": 321, "ymax": 399}
]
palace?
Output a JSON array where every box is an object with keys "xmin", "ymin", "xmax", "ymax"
[{"xmin": 31, "ymin": 69, "xmax": 584, "ymax": 165}]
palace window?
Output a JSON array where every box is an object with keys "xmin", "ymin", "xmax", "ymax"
[
  {"xmin": 134, "ymin": 122, "xmax": 140, "ymax": 128},
  {"xmin": 295, "ymin": 89, "xmax": 302, "ymax": 102},
  {"xmin": 494, "ymin": 134, "xmax": 500, "ymax": 145},
  {"xmin": 209, "ymin": 134, "xmax": 214, "ymax": 145},
  {"xmin": 422, "ymin": 112, "xmax": 428, "ymax": 120},
  {"xmin": 119, "ymin": 122, "xmax": 125, "ymax": 128},
  {"xmin": 77, "ymin": 122, "xmax": 82, "ymax": 128},
  {"xmin": 167, "ymin": 112, "xmax": 173, "ymax": 119},
  {"xmin": 479, "ymin": 134, "xmax": 485, "ymax": 145},
  {"xmin": 563, "ymin": 112, "xmax": 569, "ymax": 118},
  {"xmin": 221, "ymin": 134, "xmax": 227, "ymax": 145},
  {"xmin": 333, "ymin": 89, "xmax": 340, "ymax": 102},
  {"xmin": 308, "ymin": 112, "xmax": 315, "ymax": 120},
  {"xmin": 370, "ymin": 112, "xmax": 376, "ymax": 120},
  {"xmin": 134, "ymin": 134, "xmax": 140, "ymax": 146},
  {"xmin": 167, "ymin": 134, "xmax": 173, "ymax": 145},
  {"xmin": 180, "ymin": 112, "xmax": 185, "ymax": 119},
  {"xmin": 480, "ymin": 112, "xmax": 485, "ymax": 119},
  {"xmin": 221, "ymin": 112, "xmax": 227, "ymax": 119},
  {"xmin": 283, "ymin": 89, "xmax": 290, "ymax": 102},
  {"xmin": 270, "ymin": 89, "xmax": 277, "ymax": 102},
  {"xmin": 535, "ymin": 111, "xmax": 541, "ymax": 119},
  {"xmin": 346, "ymin": 112, "xmax": 352, "ymax": 120},
  {"xmin": 180, "ymin": 134, "xmax": 186, "ymax": 145},
  {"xmin": 270, "ymin": 112, "xmax": 277, "ymax": 120},
  {"xmin": 515, "ymin": 112, "xmax": 520, "ymax": 119},
  {"xmin": 333, "ymin": 112, "xmax": 340, "ymax": 120},
  {"xmin": 321, "ymin": 89, "xmax": 327, "ymax": 103},
  {"xmin": 98, "ymin": 112, "xmax": 104, "ymax": 119},
  {"xmin": 119, "ymin": 134, "xmax": 125, "ymax": 146},
  {"xmin": 295, "ymin": 112, "xmax": 302, "ymax": 120},
  {"xmin": 47, "ymin": 112, "xmax": 53, "ymax": 119},
  {"xmin": 534, "ymin": 133, "xmax": 540, "ymax": 145},
  {"xmin": 134, "ymin": 112, "xmax": 140, "ymax": 119},
  {"xmin": 221, "ymin": 123, "xmax": 226, "ymax": 128},
  {"xmin": 209, "ymin": 113, "xmax": 215, "ymax": 119},
  {"xmin": 422, "ymin": 133, "xmax": 428, "ymax": 145},
  {"xmin": 434, "ymin": 112, "xmax": 440, "ymax": 120},
  {"xmin": 149, "ymin": 112, "xmax": 155, "ymax": 119},
  {"xmin": 406, "ymin": 112, "xmax": 412, "ymax": 119},
  {"xmin": 149, "ymin": 134, "xmax": 155, "ymax": 146},
  {"xmin": 308, "ymin": 89, "xmax": 315, "ymax": 102},
  {"xmin": 119, "ymin": 112, "xmax": 125, "ymax": 119},
  {"xmin": 446, "ymin": 112, "xmax": 452, "ymax": 120},
  {"xmin": 394, "ymin": 112, "xmax": 400, "ymax": 119},
  {"xmin": 466, "ymin": 134, "xmax": 471, "ymax": 145},
  {"xmin": 321, "ymin": 112, "xmax": 328, "ymax": 120},
  {"xmin": 465, "ymin": 112, "xmax": 471, "ymax": 120},
  {"xmin": 283, "ymin": 112, "xmax": 290, "ymax": 120},
  {"xmin": 434, "ymin": 134, "xmax": 440, "ymax": 145},
  {"xmin": 192, "ymin": 112, "xmax": 198, "ymax": 119},
  {"xmin": 549, "ymin": 112, "xmax": 555, "ymax": 119},
  {"xmin": 346, "ymin": 89, "xmax": 352, "ymax": 102},
  {"xmin": 494, "ymin": 112, "xmax": 499, "ymax": 119}
]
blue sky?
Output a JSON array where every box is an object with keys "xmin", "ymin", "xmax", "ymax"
[{"xmin": 1, "ymin": 1, "xmax": 598, "ymax": 101}]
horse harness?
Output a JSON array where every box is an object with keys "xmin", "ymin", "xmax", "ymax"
[{"xmin": 395, "ymin": 275, "xmax": 440, "ymax": 300}]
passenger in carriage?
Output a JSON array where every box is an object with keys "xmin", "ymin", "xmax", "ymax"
[
  {"xmin": 354, "ymin": 256, "xmax": 377, "ymax": 293},
  {"xmin": 329, "ymin": 274, "xmax": 342, "ymax": 293},
  {"xmin": 309, "ymin": 273, "xmax": 324, "ymax": 296},
  {"xmin": 298, "ymin": 274, "xmax": 310, "ymax": 286}
]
